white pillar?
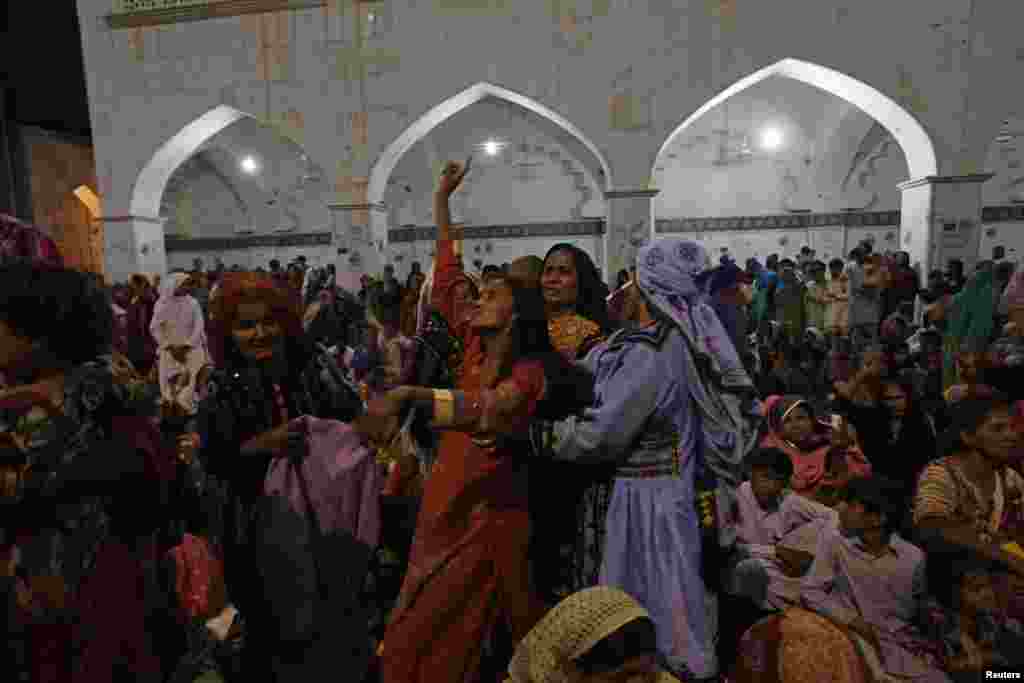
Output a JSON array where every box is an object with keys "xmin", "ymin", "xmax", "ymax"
[
  {"xmin": 328, "ymin": 202, "xmax": 385, "ymax": 292},
  {"xmin": 603, "ymin": 188, "xmax": 659, "ymax": 284},
  {"xmin": 897, "ymin": 174, "xmax": 993, "ymax": 275},
  {"xmin": 99, "ymin": 214, "xmax": 167, "ymax": 284}
]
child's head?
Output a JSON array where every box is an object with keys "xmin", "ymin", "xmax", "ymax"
[
  {"xmin": 838, "ymin": 476, "xmax": 902, "ymax": 538},
  {"xmin": 747, "ymin": 448, "xmax": 793, "ymax": 506}
]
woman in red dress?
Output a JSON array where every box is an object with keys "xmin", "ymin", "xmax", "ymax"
[{"xmin": 365, "ymin": 160, "xmax": 574, "ymax": 683}]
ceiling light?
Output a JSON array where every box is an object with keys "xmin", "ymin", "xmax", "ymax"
[
  {"xmin": 240, "ymin": 156, "xmax": 260, "ymax": 174},
  {"xmin": 484, "ymin": 140, "xmax": 501, "ymax": 156},
  {"xmin": 760, "ymin": 127, "xmax": 784, "ymax": 151}
]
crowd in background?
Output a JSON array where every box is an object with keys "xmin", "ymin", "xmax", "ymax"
[{"xmin": 2, "ymin": 154, "xmax": 1024, "ymax": 683}]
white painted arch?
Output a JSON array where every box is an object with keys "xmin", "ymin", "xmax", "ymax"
[
  {"xmin": 368, "ymin": 82, "xmax": 614, "ymax": 208},
  {"xmin": 130, "ymin": 105, "xmax": 256, "ymax": 219},
  {"xmin": 653, "ymin": 58, "xmax": 938, "ymax": 181}
]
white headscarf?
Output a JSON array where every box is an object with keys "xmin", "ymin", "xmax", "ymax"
[{"xmin": 150, "ymin": 272, "xmax": 206, "ymax": 349}]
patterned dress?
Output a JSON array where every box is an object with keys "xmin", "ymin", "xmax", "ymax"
[
  {"xmin": 914, "ymin": 455, "xmax": 1024, "ymax": 624},
  {"xmin": 3, "ymin": 358, "xmax": 168, "ymax": 683}
]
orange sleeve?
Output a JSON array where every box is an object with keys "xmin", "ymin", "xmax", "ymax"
[
  {"xmin": 431, "ymin": 238, "xmax": 463, "ymax": 327},
  {"xmin": 478, "ymin": 360, "xmax": 546, "ymax": 433},
  {"xmin": 432, "ymin": 360, "xmax": 546, "ymax": 438}
]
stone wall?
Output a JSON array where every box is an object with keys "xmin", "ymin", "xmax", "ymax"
[{"xmin": 73, "ymin": 0, "xmax": 1024, "ymax": 278}]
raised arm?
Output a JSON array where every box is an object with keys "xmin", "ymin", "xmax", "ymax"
[{"xmin": 430, "ymin": 159, "xmax": 472, "ymax": 325}]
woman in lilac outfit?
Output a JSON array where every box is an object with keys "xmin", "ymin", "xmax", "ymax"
[{"xmin": 553, "ymin": 237, "xmax": 761, "ymax": 681}]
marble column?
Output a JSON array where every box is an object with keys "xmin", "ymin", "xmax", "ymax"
[
  {"xmin": 897, "ymin": 174, "xmax": 993, "ymax": 275},
  {"xmin": 328, "ymin": 201, "xmax": 385, "ymax": 292},
  {"xmin": 99, "ymin": 214, "xmax": 167, "ymax": 284},
  {"xmin": 603, "ymin": 188, "xmax": 659, "ymax": 285}
]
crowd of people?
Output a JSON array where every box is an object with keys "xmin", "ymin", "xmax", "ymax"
[{"xmin": 1, "ymin": 157, "xmax": 1024, "ymax": 683}]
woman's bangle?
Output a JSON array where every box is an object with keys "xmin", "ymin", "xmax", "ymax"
[{"xmin": 433, "ymin": 390, "xmax": 456, "ymax": 427}]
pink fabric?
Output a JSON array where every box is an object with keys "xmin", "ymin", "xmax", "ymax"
[
  {"xmin": 264, "ymin": 416, "xmax": 383, "ymax": 547},
  {"xmin": 149, "ymin": 273, "xmax": 206, "ymax": 350},
  {"xmin": 760, "ymin": 395, "xmax": 872, "ymax": 495}
]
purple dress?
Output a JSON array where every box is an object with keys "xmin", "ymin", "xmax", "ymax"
[{"xmin": 554, "ymin": 321, "xmax": 715, "ymax": 679}]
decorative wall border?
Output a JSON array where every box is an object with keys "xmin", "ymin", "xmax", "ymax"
[
  {"xmin": 982, "ymin": 205, "xmax": 1024, "ymax": 223},
  {"xmin": 656, "ymin": 210, "xmax": 900, "ymax": 234},
  {"xmin": 165, "ymin": 230, "xmax": 331, "ymax": 251},
  {"xmin": 105, "ymin": 0, "xmax": 328, "ymax": 29},
  {"xmin": 162, "ymin": 207, "xmax": 1024, "ymax": 252},
  {"xmin": 387, "ymin": 219, "xmax": 605, "ymax": 243},
  {"xmin": 605, "ymin": 189, "xmax": 660, "ymax": 199}
]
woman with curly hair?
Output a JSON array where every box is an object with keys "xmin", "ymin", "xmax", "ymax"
[
  {"xmin": 0, "ymin": 262, "xmax": 170, "ymax": 683},
  {"xmin": 175, "ymin": 271, "xmax": 366, "ymax": 682}
]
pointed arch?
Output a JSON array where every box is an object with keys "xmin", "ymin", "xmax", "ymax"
[
  {"xmin": 130, "ymin": 105, "xmax": 256, "ymax": 219},
  {"xmin": 653, "ymin": 58, "xmax": 937, "ymax": 180},
  {"xmin": 368, "ymin": 82, "xmax": 613, "ymax": 208}
]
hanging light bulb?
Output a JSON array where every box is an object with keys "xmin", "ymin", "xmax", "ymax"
[
  {"xmin": 760, "ymin": 127, "xmax": 784, "ymax": 151},
  {"xmin": 240, "ymin": 156, "xmax": 260, "ymax": 174}
]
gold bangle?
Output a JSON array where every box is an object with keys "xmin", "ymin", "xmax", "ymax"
[{"xmin": 433, "ymin": 389, "xmax": 455, "ymax": 426}]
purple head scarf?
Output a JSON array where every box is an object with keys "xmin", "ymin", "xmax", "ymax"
[
  {"xmin": 636, "ymin": 237, "xmax": 762, "ymax": 547},
  {"xmin": 636, "ymin": 239, "xmax": 752, "ymax": 391}
]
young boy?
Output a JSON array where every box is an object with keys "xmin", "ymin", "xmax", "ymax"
[
  {"xmin": 802, "ymin": 476, "xmax": 950, "ymax": 683},
  {"xmin": 727, "ymin": 449, "xmax": 836, "ymax": 608}
]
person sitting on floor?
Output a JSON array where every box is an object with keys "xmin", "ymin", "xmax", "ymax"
[
  {"xmin": 802, "ymin": 475, "xmax": 950, "ymax": 683},
  {"xmin": 504, "ymin": 586, "xmax": 682, "ymax": 683},
  {"xmin": 726, "ymin": 447, "xmax": 838, "ymax": 612}
]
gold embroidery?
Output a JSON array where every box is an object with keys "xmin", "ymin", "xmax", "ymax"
[{"xmin": 547, "ymin": 313, "xmax": 602, "ymax": 359}]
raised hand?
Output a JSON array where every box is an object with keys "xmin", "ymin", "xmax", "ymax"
[{"xmin": 438, "ymin": 157, "xmax": 471, "ymax": 196}]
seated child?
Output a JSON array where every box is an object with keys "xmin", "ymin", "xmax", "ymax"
[
  {"xmin": 726, "ymin": 448, "xmax": 838, "ymax": 610},
  {"xmin": 802, "ymin": 476, "xmax": 950, "ymax": 683}
]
